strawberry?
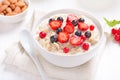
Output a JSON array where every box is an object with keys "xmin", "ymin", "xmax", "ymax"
[
  {"xmin": 78, "ymin": 22, "xmax": 89, "ymax": 31},
  {"xmin": 58, "ymin": 32, "xmax": 69, "ymax": 43},
  {"xmin": 66, "ymin": 14, "xmax": 78, "ymax": 23},
  {"xmin": 70, "ymin": 35, "xmax": 84, "ymax": 46},
  {"xmin": 49, "ymin": 20, "xmax": 62, "ymax": 30},
  {"xmin": 81, "ymin": 35, "xmax": 86, "ymax": 41},
  {"xmin": 63, "ymin": 24, "xmax": 74, "ymax": 34}
]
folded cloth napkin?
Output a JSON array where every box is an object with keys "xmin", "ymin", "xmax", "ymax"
[{"xmin": 3, "ymin": 9, "xmax": 106, "ymax": 80}]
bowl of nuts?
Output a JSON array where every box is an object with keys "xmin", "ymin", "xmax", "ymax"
[{"xmin": 0, "ymin": 0, "xmax": 30, "ymax": 23}]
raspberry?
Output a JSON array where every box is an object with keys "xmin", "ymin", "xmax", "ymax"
[
  {"xmin": 63, "ymin": 47, "xmax": 70, "ymax": 53},
  {"xmin": 111, "ymin": 28, "xmax": 117, "ymax": 35},
  {"xmin": 111, "ymin": 27, "xmax": 120, "ymax": 43},
  {"xmin": 39, "ymin": 31, "xmax": 46, "ymax": 38},
  {"xmin": 114, "ymin": 34, "xmax": 120, "ymax": 41},
  {"xmin": 117, "ymin": 28, "xmax": 120, "ymax": 35}
]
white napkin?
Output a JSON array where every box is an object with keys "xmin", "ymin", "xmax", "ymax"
[{"xmin": 3, "ymin": 9, "xmax": 106, "ymax": 80}]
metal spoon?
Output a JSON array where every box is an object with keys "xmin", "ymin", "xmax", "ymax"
[{"xmin": 19, "ymin": 30, "xmax": 55, "ymax": 80}]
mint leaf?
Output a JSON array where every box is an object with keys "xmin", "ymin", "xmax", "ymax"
[{"xmin": 104, "ymin": 18, "xmax": 120, "ymax": 27}]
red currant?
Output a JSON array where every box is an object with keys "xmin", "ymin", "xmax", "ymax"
[
  {"xmin": 82, "ymin": 43, "xmax": 90, "ymax": 50},
  {"xmin": 111, "ymin": 28, "xmax": 117, "ymax": 35},
  {"xmin": 39, "ymin": 31, "xmax": 46, "ymax": 38},
  {"xmin": 90, "ymin": 25, "xmax": 95, "ymax": 31},
  {"xmin": 63, "ymin": 47, "xmax": 70, "ymax": 53}
]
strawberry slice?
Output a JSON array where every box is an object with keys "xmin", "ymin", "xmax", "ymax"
[
  {"xmin": 66, "ymin": 14, "xmax": 78, "ymax": 23},
  {"xmin": 63, "ymin": 24, "xmax": 74, "ymax": 34},
  {"xmin": 58, "ymin": 32, "xmax": 69, "ymax": 43},
  {"xmin": 70, "ymin": 35, "xmax": 84, "ymax": 46},
  {"xmin": 78, "ymin": 22, "xmax": 89, "ymax": 31},
  {"xmin": 49, "ymin": 20, "xmax": 62, "ymax": 30}
]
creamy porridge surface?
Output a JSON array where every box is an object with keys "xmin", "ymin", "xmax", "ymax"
[{"xmin": 35, "ymin": 14, "xmax": 100, "ymax": 55}]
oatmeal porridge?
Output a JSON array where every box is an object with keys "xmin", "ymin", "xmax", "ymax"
[{"xmin": 35, "ymin": 14, "xmax": 100, "ymax": 55}]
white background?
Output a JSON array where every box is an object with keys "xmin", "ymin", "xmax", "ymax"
[{"xmin": 0, "ymin": 0, "xmax": 120, "ymax": 80}]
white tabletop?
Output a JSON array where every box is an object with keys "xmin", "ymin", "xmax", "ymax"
[{"xmin": 0, "ymin": 0, "xmax": 120, "ymax": 80}]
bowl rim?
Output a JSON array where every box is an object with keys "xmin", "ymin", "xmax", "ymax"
[
  {"xmin": 0, "ymin": 0, "xmax": 30, "ymax": 18},
  {"xmin": 33, "ymin": 9, "xmax": 104, "ymax": 57}
]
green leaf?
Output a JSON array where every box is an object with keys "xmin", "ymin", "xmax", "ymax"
[{"xmin": 104, "ymin": 18, "xmax": 120, "ymax": 27}]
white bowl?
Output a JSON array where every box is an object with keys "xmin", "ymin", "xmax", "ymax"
[
  {"xmin": 0, "ymin": 0, "xmax": 30, "ymax": 23},
  {"xmin": 33, "ymin": 9, "xmax": 104, "ymax": 68}
]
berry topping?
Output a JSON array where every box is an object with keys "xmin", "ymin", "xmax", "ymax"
[
  {"xmin": 63, "ymin": 47, "xmax": 70, "ymax": 53},
  {"xmin": 82, "ymin": 43, "xmax": 90, "ymax": 50},
  {"xmin": 57, "ymin": 16, "xmax": 64, "ymax": 22},
  {"xmin": 70, "ymin": 35, "xmax": 84, "ymax": 46},
  {"xmin": 78, "ymin": 18, "xmax": 85, "ymax": 22},
  {"xmin": 75, "ymin": 30, "xmax": 82, "ymax": 36},
  {"xmin": 39, "ymin": 31, "xmax": 46, "ymax": 38},
  {"xmin": 81, "ymin": 35, "xmax": 86, "ymax": 41},
  {"xmin": 72, "ymin": 20, "xmax": 78, "ymax": 26},
  {"xmin": 78, "ymin": 22, "xmax": 89, "ymax": 31},
  {"xmin": 49, "ymin": 18, "xmax": 55, "ymax": 23},
  {"xmin": 85, "ymin": 31, "xmax": 91, "ymax": 38},
  {"xmin": 66, "ymin": 14, "xmax": 78, "ymax": 23},
  {"xmin": 49, "ymin": 20, "xmax": 62, "ymax": 30},
  {"xmin": 56, "ymin": 28, "xmax": 62, "ymax": 34},
  {"xmin": 58, "ymin": 32, "xmax": 69, "ymax": 43},
  {"xmin": 90, "ymin": 25, "xmax": 95, "ymax": 31},
  {"xmin": 63, "ymin": 24, "xmax": 74, "ymax": 34},
  {"xmin": 50, "ymin": 35, "xmax": 58, "ymax": 43}
]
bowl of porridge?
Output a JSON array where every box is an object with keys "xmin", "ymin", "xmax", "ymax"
[{"xmin": 33, "ymin": 9, "xmax": 104, "ymax": 67}]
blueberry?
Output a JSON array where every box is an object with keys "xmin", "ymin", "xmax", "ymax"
[
  {"xmin": 75, "ymin": 30, "xmax": 82, "ymax": 36},
  {"xmin": 78, "ymin": 18, "xmax": 85, "ymax": 22},
  {"xmin": 57, "ymin": 16, "xmax": 64, "ymax": 22},
  {"xmin": 72, "ymin": 20, "xmax": 78, "ymax": 26},
  {"xmin": 85, "ymin": 31, "xmax": 91, "ymax": 38},
  {"xmin": 56, "ymin": 28, "xmax": 62, "ymax": 34},
  {"xmin": 50, "ymin": 35, "xmax": 58, "ymax": 43},
  {"xmin": 49, "ymin": 18, "xmax": 55, "ymax": 23}
]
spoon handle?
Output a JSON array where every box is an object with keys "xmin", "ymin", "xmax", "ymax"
[
  {"xmin": 30, "ymin": 51, "xmax": 48, "ymax": 80},
  {"xmin": 20, "ymin": 30, "xmax": 49, "ymax": 80}
]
